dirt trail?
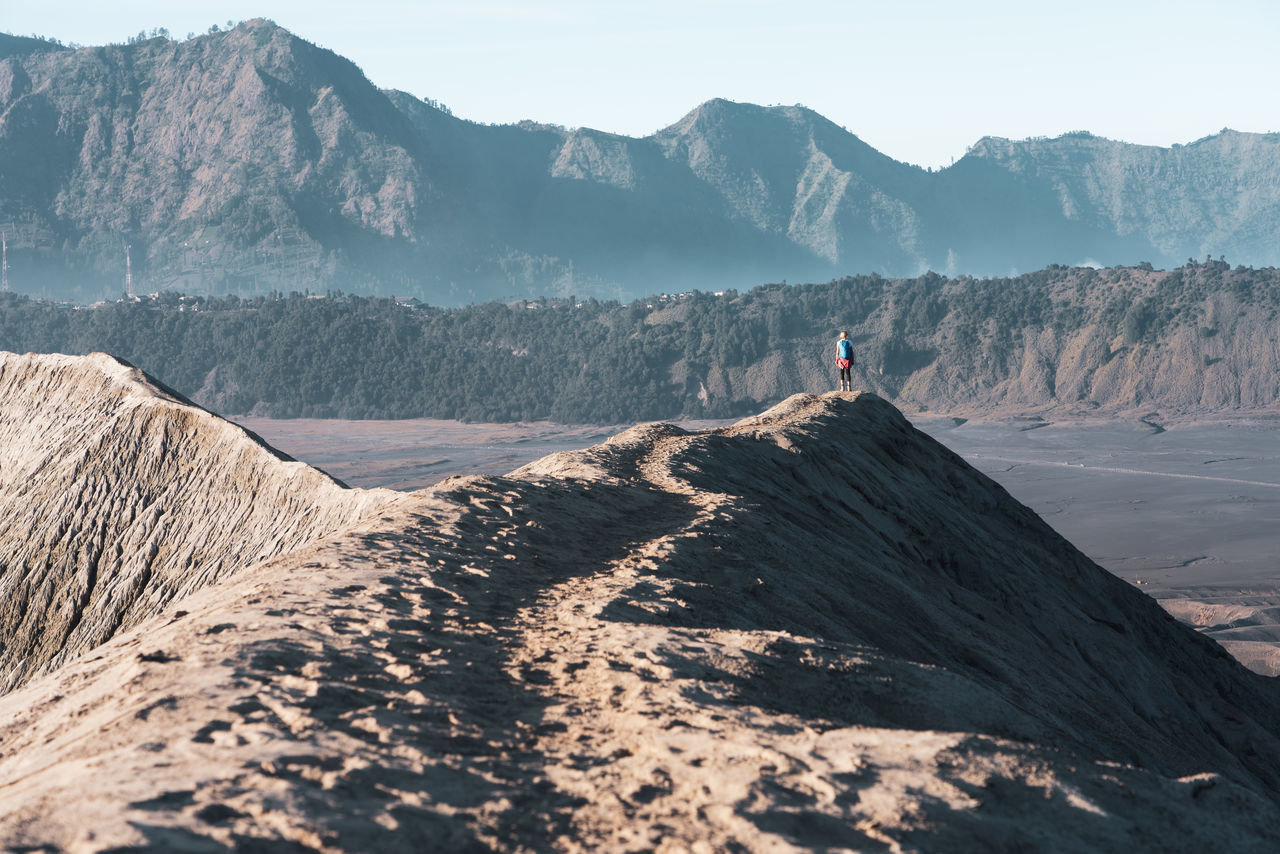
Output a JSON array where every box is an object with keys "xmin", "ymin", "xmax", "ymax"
[{"xmin": 6, "ymin": 379, "xmax": 1280, "ymax": 850}]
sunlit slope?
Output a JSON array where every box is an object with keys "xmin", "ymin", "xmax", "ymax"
[
  {"xmin": 0, "ymin": 351, "xmax": 392, "ymax": 691},
  {"xmin": 516, "ymin": 393, "xmax": 1280, "ymax": 794}
]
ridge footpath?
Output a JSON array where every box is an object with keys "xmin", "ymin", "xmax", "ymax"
[{"xmin": 1, "ymin": 354, "xmax": 1279, "ymax": 850}]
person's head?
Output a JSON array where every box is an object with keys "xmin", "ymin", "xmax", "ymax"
[{"xmin": 839, "ymin": 330, "xmax": 848, "ymax": 339}]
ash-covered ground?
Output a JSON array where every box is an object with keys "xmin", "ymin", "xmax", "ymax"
[{"xmin": 241, "ymin": 411, "xmax": 1280, "ymax": 676}]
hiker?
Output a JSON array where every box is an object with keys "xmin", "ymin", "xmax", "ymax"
[{"xmin": 836, "ymin": 331, "xmax": 855, "ymax": 391}]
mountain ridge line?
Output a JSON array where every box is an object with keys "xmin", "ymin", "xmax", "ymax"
[
  {"xmin": 2, "ymin": 18, "xmax": 1277, "ymax": 302},
  {"xmin": 2, "ymin": 260, "xmax": 1275, "ymax": 424}
]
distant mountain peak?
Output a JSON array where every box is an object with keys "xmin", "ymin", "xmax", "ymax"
[
  {"xmin": 3, "ymin": 23, "xmax": 1280, "ymax": 303},
  {"xmin": 667, "ymin": 97, "xmax": 832, "ymax": 130}
]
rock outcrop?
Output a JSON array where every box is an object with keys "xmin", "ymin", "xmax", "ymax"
[{"xmin": 3, "ymin": 356, "xmax": 1280, "ymax": 850}]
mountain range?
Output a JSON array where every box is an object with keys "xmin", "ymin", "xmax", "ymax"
[{"xmin": 2, "ymin": 19, "xmax": 1278, "ymax": 304}]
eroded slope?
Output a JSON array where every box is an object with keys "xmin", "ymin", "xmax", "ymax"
[
  {"xmin": 2, "ymin": 383, "xmax": 1280, "ymax": 851},
  {"xmin": 0, "ymin": 352, "xmax": 392, "ymax": 691}
]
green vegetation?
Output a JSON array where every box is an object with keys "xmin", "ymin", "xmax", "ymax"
[{"xmin": 2, "ymin": 262, "xmax": 1277, "ymax": 423}]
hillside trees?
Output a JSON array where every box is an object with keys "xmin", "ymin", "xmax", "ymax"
[{"xmin": 3, "ymin": 262, "xmax": 1279, "ymax": 422}]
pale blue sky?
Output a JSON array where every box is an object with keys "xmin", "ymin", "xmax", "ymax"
[{"xmin": 6, "ymin": 1, "xmax": 1277, "ymax": 168}]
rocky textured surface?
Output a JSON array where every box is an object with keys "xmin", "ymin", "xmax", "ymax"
[
  {"xmin": 4, "ymin": 358, "xmax": 1280, "ymax": 849},
  {"xmin": 0, "ymin": 352, "xmax": 392, "ymax": 691},
  {"xmin": 2, "ymin": 20, "xmax": 1279, "ymax": 302}
]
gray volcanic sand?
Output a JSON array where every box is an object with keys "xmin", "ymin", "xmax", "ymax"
[
  {"xmin": 240, "ymin": 411, "xmax": 1280, "ymax": 675},
  {"xmin": 910, "ymin": 415, "xmax": 1280, "ymax": 591},
  {"xmin": 912, "ymin": 413, "xmax": 1280, "ymax": 675},
  {"xmin": 235, "ymin": 416, "xmax": 732, "ymax": 492}
]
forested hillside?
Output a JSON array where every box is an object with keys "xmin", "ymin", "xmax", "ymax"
[{"xmin": 2, "ymin": 261, "xmax": 1276, "ymax": 423}]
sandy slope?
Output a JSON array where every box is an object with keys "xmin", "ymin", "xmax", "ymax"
[
  {"xmin": 3, "ymin": 354, "xmax": 1280, "ymax": 851},
  {"xmin": 0, "ymin": 353, "xmax": 393, "ymax": 692}
]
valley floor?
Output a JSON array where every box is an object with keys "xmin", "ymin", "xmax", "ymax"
[{"xmin": 913, "ymin": 412, "xmax": 1280, "ymax": 676}]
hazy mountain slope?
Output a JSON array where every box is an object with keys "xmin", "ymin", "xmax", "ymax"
[
  {"xmin": 0, "ymin": 351, "xmax": 392, "ymax": 692},
  {"xmin": 962, "ymin": 130, "xmax": 1280, "ymax": 268},
  {"xmin": 653, "ymin": 99, "xmax": 931, "ymax": 271},
  {"xmin": 387, "ymin": 92, "xmax": 824, "ymax": 295},
  {"xmin": 0, "ymin": 19, "xmax": 828, "ymax": 302},
  {"xmin": 0, "ymin": 19, "xmax": 451, "ymax": 294},
  {"xmin": 919, "ymin": 144, "xmax": 1147, "ymax": 274},
  {"xmin": 2, "ymin": 20, "xmax": 1278, "ymax": 303},
  {"xmin": 3, "ymin": 364, "xmax": 1280, "ymax": 848}
]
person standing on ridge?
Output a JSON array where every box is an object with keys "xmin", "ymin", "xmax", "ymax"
[{"xmin": 836, "ymin": 331, "xmax": 855, "ymax": 391}]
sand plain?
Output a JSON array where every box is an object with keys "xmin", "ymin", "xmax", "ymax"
[
  {"xmin": 239, "ymin": 410, "xmax": 1280, "ymax": 676},
  {"xmin": 913, "ymin": 413, "xmax": 1280, "ymax": 676}
]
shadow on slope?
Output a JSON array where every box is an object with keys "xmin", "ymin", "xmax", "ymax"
[{"xmin": 522, "ymin": 393, "xmax": 1280, "ymax": 797}]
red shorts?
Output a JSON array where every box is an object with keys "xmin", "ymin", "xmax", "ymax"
[{"xmin": 836, "ymin": 358, "xmax": 851, "ymax": 370}]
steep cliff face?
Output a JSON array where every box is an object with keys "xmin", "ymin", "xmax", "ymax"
[
  {"xmin": 652, "ymin": 265, "xmax": 1280, "ymax": 419},
  {"xmin": 653, "ymin": 99, "xmax": 929, "ymax": 269},
  {"xmin": 0, "ymin": 351, "xmax": 393, "ymax": 691},
  {"xmin": 3, "ymin": 366, "xmax": 1280, "ymax": 849},
  {"xmin": 878, "ymin": 306, "xmax": 1280, "ymax": 414}
]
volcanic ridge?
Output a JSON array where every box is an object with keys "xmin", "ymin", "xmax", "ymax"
[{"xmin": 2, "ymin": 351, "xmax": 1280, "ymax": 851}]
